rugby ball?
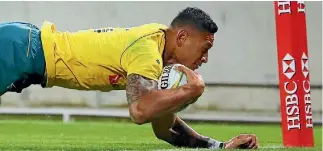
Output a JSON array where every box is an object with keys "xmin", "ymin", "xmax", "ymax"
[
  {"xmin": 158, "ymin": 64, "xmax": 187, "ymax": 90},
  {"xmin": 157, "ymin": 64, "xmax": 190, "ymax": 112}
]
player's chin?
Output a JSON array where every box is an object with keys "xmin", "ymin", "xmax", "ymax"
[{"xmin": 190, "ymin": 64, "xmax": 199, "ymax": 70}]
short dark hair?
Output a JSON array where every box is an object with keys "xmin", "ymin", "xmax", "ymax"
[{"xmin": 170, "ymin": 7, "xmax": 218, "ymax": 34}]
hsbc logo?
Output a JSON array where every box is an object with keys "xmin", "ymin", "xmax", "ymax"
[
  {"xmin": 282, "ymin": 53, "xmax": 296, "ymax": 79},
  {"xmin": 301, "ymin": 53, "xmax": 309, "ymax": 78},
  {"xmin": 282, "ymin": 53, "xmax": 300, "ymax": 130}
]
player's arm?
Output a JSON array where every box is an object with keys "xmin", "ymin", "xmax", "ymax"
[
  {"xmin": 152, "ymin": 114, "xmax": 259, "ymax": 149},
  {"xmin": 123, "ymin": 39, "xmax": 204, "ymax": 124},
  {"xmin": 126, "ymin": 66, "xmax": 203, "ymax": 125},
  {"xmin": 152, "ymin": 114, "xmax": 224, "ymax": 149}
]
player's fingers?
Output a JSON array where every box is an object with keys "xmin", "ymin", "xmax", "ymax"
[
  {"xmin": 254, "ymin": 136, "xmax": 259, "ymax": 149},
  {"xmin": 247, "ymin": 139, "xmax": 256, "ymax": 149},
  {"xmin": 240, "ymin": 137, "xmax": 252, "ymax": 144},
  {"xmin": 249, "ymin": 135, "xmax": 259, "ymax": 149},
  {"xmin": 177, "ymin": 65, "xmax": 196, "ymax": 81},
  {"xmin": 177, "ymin": 65, "xmax": 204, "ymax": 92},
  {"xmin": 235, "ymin": 137, "xmax": 251, "ymax": 149},
  {"xmin": 247, "ymin": 135, "xmax": 257, "ymax": 148},
  {"xmin": 177, "ymin": 65, "xmax": 192, "ymax": 75}
]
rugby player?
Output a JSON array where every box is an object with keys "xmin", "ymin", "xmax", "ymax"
[{"xmin": 0, "ymin": 7, "xmax": 258, "ymax": 149}]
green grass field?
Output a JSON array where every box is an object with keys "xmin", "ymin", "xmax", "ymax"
[{"xmin": 0, "ymin": 119, "xmax": 321, "ymax": 151}]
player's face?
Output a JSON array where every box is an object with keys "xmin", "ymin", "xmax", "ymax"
[{"xmin": 174, "ymin": 28, "xmax": 214, "ymax": 70}]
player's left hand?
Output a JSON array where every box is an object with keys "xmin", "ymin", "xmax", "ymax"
[{"xmin": 223, "ymin": 134, "xmax": 259, "ymax": 149}]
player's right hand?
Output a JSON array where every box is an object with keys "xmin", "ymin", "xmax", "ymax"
[
  {"xmin": 223, "ymin": 134, "xmax": 259, "ymax": 149},
  {"xmin": 177, "ymin": 65, "xmax": 205, "ymax": 97}
]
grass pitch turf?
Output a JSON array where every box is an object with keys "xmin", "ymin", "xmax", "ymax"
[{"xmin": 0, "ymin": 120, "xmax": 321, "ymax": 151}]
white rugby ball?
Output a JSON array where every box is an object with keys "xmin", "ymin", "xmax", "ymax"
[{"xmin": 158, "ymin": 64, "xmax": 187, "ymax": 90}]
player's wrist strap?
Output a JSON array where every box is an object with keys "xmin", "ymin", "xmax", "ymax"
[{"xmin": 207, "ymin": 138, "xmax": 224, "ymax": 149}]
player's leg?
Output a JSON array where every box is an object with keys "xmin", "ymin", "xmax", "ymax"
[
  {"xmin": 0, "ymin": 22, "xmax": 46, "ymax": 95},
  {"xmin": 152, "ymin": 113, "xmax": 176, "ymax": 140}
]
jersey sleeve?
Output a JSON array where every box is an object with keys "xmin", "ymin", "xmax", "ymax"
[{"xmin": 121, "ymin": 38, "xmax": 163, "ymax": 81}]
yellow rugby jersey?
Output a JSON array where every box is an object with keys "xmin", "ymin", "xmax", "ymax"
[{"xmin": 40, "ymin": 21, "xmax": 166, "ymax": 91}]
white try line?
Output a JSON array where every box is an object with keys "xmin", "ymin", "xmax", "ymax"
[{"xmin": 153, "ymin": 144, "xmax": 285, "ymax": 151}]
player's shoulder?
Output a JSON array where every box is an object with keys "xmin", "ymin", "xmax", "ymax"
[{"xmin": 125, "ymin": 23, "xmax": 167, "ymax": 52}]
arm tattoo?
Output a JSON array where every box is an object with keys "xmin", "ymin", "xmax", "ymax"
[{"xmin": 126, "ymin": 74, "xmax": 158, "ymax": 105}]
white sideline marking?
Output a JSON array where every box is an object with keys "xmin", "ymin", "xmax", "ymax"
[
  {"xmin": 260, "ymin": 144, "xmax": 284, "ymax": 148},
  {"xmin": 154, "ymin": 149, "xmax": 202, "ymax": 151}
]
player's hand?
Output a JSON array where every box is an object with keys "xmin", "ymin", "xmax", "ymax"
[
  {"xmin": 223, "ymin": 134, "xmax": 259, "ymax": 149},
  {"xmin": 177, "ymin": 65, "xmax": 205, "ymax": 97}
]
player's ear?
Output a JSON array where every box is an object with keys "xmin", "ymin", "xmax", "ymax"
[{"xmin": 176, "ymin": 30, "xmax": 188, "ymax": 47}]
